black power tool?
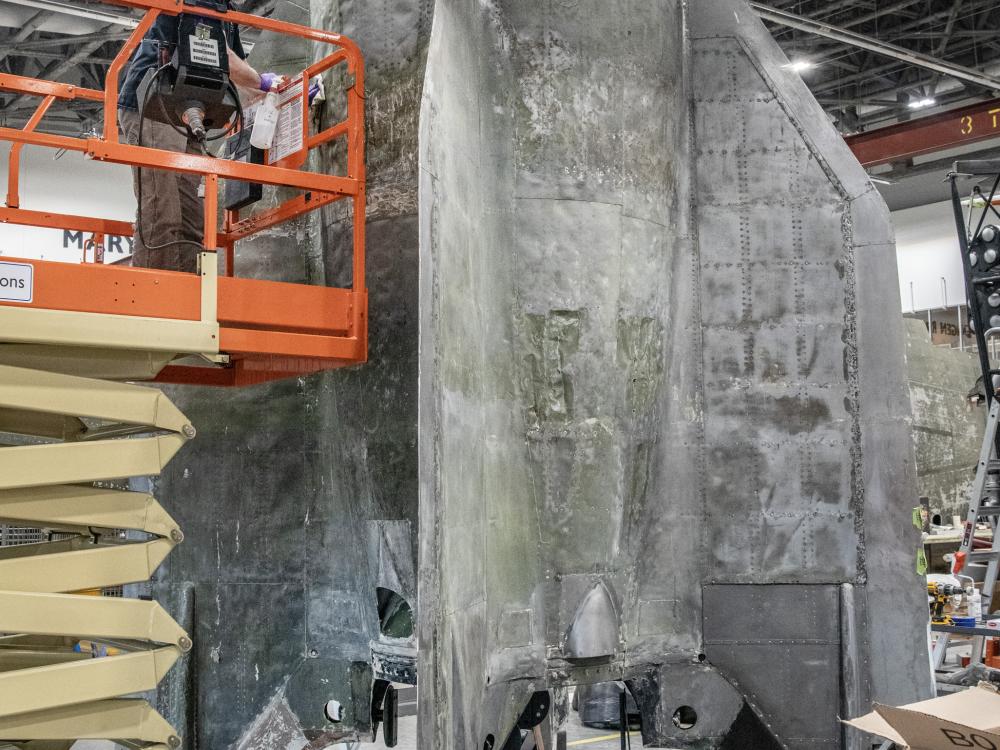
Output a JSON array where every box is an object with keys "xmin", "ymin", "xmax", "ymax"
[{"xmin": 136, "ymin": 0, "xmax": 240, "ymax": 143}]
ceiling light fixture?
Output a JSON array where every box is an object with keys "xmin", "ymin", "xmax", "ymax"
[
  {"xmin": 784, "ymin": 60, "xmax": 815, "ymax": 73},
  {"xmin": 908, "ymin": 97, "xmax": 937, "ymax": 110}
]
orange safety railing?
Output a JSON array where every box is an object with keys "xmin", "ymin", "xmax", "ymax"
[{"xmin": 0, "ymin": 0, "xmax": 367, "ymax": 387}]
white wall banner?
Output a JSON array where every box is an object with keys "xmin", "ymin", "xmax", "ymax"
[
  {"xmin": 0, "ymin": 149, "xmax": 134, "ymax": 265},
  {"xmin": 893, "ymin": 200, "xmax": 966, "ymax": 313}
]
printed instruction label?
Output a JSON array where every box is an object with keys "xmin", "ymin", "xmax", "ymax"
[
  {"xmin": 189, "ymin": 35, "xmax": 221, "ymax": 68},
  {"xmin": 268, "ymin": 78, "xmax": 304, "ymax": 164},
  {"xmin": 0, "ymin": 261, "xmax": 33, "ymax": 303}
]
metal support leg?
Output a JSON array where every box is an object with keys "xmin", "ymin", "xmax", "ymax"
[{"xmin": 932, "ymin": 632, "xmax": 951, "ymax": 670}]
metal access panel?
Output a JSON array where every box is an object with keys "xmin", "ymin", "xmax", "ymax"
[{"xmin": 702, "ymin": 585, "xmax": 843, "ymax": 749}]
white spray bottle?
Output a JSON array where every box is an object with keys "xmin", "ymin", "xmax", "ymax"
[
  {"xmin": 250, "ymin": 82, "xmax": 280, "ymax": 150},
  {"xmin": 969, "ymin": 586, "xmax": 983, "ymax": 622}
]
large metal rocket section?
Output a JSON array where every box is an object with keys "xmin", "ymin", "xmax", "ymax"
[{"xmin": 417, "ymin": 1, "xmax": 933, "ymax": 747}]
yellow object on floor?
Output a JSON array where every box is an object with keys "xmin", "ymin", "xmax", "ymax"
[{"xmin": 567, "ymin": 733, "xmax": 641, "ymax": 747}]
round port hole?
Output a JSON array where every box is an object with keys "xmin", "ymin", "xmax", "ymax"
[{"xmin": 673, "ymin": 706, "xmax": 698, "ymax": 730}]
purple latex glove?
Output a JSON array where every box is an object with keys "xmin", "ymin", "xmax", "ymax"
[
  {"xmin": 308, "ymin": 79, "xmax": 322, "ymax": 104},
  {"xmin": 259, "ymin": 72, "xmax": 285, "ymax": 92}
]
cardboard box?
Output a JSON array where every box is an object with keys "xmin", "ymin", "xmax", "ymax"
[{"xmin": 846, "ymin": 685, "xmax": 1000, "ymax": 749}]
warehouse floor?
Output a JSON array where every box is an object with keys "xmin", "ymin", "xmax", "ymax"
[
  {"xmin": 61, "ymin": 692, "xmax": 649, "ymax": 750},
  {"xmin": 361, "ymin": 701, "xmax": 648, "ymax": 750}
]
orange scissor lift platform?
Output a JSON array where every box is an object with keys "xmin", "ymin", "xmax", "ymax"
[{"xmin": 0, "ymin": 0, "xmax": 367, "ymax": 387}]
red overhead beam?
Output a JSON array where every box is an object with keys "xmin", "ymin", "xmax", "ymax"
[{"xmin": 846, "ymin": 98, "xmax": 1000, "ymax": 168}]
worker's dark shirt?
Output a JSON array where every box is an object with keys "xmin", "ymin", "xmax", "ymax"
[{"xmin": 118, "ymin": 8, "xmax": 246, "ymax": 112}]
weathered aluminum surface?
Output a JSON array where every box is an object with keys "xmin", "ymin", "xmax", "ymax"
[{"xmin": 417, "ymin": 1, "xmax": 933, "ymax": 747}]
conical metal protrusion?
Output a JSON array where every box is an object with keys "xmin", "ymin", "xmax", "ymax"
[{"xmin": 564, "ymin": 581, "xmax": 619, "ymax": 661}]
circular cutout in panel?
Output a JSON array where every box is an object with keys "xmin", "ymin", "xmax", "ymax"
[
  {"xmin": 323, "ymin": 700, "xmax": 343, "ymax": 722},
  {"xmin": 673, "ymin": 705, "xmax": 698, "ymax": 730}
]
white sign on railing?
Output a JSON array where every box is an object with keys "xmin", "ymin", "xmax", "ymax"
[{"xmin": 0, "ymin": 261, "xmax": 33, "ymax": 303}]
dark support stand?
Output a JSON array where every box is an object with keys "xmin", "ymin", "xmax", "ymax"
[
  {"xmin": 949, "ymin": 169, "xmax": 1000, "ymax": 407},
  {"xmin": 619, "ymin": 691, "xmax": 631, "ymax": 750},
  {"xmin": 949, "ymin": 163, "xmax": 1000, "ymax": 455}
]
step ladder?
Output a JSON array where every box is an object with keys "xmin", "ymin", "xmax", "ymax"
[
  {"xmin": 931, "ymin": 397, "xmax": 1000, "ymax": 669},
  {"xmin": 932, "ymin": 161, "xmax": 1000, "ymax": 670}
]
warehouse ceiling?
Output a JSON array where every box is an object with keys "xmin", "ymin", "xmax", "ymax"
[
  {"xmin": 0, "ymin": 0, "xmax": 275, "ymax": 136},
  {"xmin": 757, "ymin": 1, "xmax": 1000, "ymax": 209},
  {"xmin": 0, "ymin": 0, "xmax": 999, "ymax": 205},
  {"xmin": 759, "ymin": 0, "xmax": 1000, "ymax": 132}
]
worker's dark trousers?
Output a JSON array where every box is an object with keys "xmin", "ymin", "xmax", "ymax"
[{"xmin": 119, "ymin": 109, "xmax": 204, "ymax": 274}]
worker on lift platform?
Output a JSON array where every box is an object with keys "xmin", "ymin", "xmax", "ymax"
[{"xmin": 117, "ymin": 1, "xmax": 286, "ymax": 273}]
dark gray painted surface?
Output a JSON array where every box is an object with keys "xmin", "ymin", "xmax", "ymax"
[
  {"xmin": 143, "ymin": 0, "xmax": 428, "ymax": 746},
  {"xmin": 418, "ymin": 1, "xmax": 932, "ymax": 748},
  {"xmin": 703, "ymin": 585, "xmax": 842, "ymax": 748}
]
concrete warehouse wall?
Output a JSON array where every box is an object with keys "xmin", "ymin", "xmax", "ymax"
[
  {"xmin": 893, "ymin": 199, "xmax": 966, "ymax": 313},
  {"xmin": 905, "ymin": 318, "xmax": 985, "ymax": 522}
]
